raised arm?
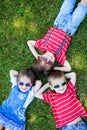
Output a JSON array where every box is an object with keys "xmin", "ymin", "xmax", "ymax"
[
  {"xmin": 65, "ymin": 72, "xmax": 76, "ymax": 86},
  {"xmin": 54, "ymin": 60, "xmax": 71, "ymax": 72},
  {"xmin": 10, "ymin": 70, "xmax": 18, "ymax": 80},
  {"xmin": 35, "ymin": 82, "xmax": 49, "ymax": 100},
  {"xmin": 33, "ymin": 80, "xmax": 42, "ymax": 94},
  {"xmin": 27, "ymin": 40, "xmax": 39, "ymax": 59}
]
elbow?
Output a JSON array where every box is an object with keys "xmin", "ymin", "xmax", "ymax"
[
  {"xmin": 10, "ymin": 70, "xmax": 14, "ymax": 75},
  {"xmin": 68, "ymin": 66, "xmax": 72, "ymax": 72},
  {"xmin": 64, "ymin": 60, "xmax": 71, "ymax": 72},
  {"xmin": 27, "ymin": 40, "xmax": 31, "ymax": 46},
  {"xmin": 72, "ymin": 72, "xmax": 76, "ymax": 78},
  {"xmin": 27, "ymin": 40, "xmax": 35, "ymax": 46},
  {"xmin": 10, "ymin": 70, "xmax": 15, "ymax": 78},
  {"xmin": 66, "ymin": 65, "xmax": 71, "ymax": 72}
]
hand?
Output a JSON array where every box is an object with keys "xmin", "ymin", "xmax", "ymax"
[
  {"xmin": 10, "ymin": 70, "xmax": 18, "ymax": 79},
  {"xmin": 34, "ymin": 80, "xmax": 42, "ymax": 93},
  {"xmin": 37, "ymin": 54, "xmax": 42, "ymax": 60},
  {"xmin": 35, "ymin": 80, "xmax": 42, "ymax": 87}
]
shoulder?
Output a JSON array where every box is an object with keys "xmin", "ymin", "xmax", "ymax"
[
  {"xmin": 67, "ymin": 80, "xmax": 76, "ymax": 94},
  {"xmin": 11, "ymin": 77, "xmax": 18, "ymax": 88},
  {"xmin": 42, "ymin": 91, "xmax": 55, "ymax": 100},
  {"xmin": 29, "ymin": 86, "xmax": 35, "ymax": 96}
]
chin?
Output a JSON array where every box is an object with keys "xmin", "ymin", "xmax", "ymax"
[
  {"xmin": 56, "ymin": 89, "xmax": 66, "ymax": 94},
  {"xmin": 20, "ymin": 88, "xmax": 29, "ymax": 92}
]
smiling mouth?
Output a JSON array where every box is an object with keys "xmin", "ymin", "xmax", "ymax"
[
  {"xmin": 22, "ymin": 88, "xmax": 29, "ymax": 90},
  {"xmin": 58, "ymin": 89, "xmax": 64, "ymax": 91}
]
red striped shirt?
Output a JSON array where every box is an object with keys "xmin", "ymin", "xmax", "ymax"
[
  {"xmin": 34, "ymin": 26, "xmax": 71, "ymax": 65},
  {"xmin": 42, "ymin": 81, "xmax": 87, "ymax": 128}
]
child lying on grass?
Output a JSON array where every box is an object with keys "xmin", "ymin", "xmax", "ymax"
[
  {"xmin": 35, "ymin": 70, "xmax": 87, "ymax": 130},
  {"xmin": 27, "ymin": 0, "xmax": 87, "ymax": 74}
]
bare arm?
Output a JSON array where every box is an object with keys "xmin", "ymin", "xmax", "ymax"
[
  {"xmin": 65, "ymin": 72, "xmax": 76, "ymax": 86},
  {"xmin": 54, "ymin": 60, "xmax": 71, "ymax": 72},
  {"xmin": 35, "ymin": 82, "xmax": 49, "ymax": 100},
  {"xmin": 27, "ymin": 40, "xmax": 40, "ymax": 59},
  {"xmin": 33, "ymin": 80, "xmax": 42, "ymax": 94},
  {"xmin": 10, "ymin": 70, "xmax": 18, "ymax": 79}
]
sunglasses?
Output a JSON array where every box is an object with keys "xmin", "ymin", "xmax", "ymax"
[
  {"xmin": 18, "ymin": 82, "xmax": 32, "ymax": 87},
  {"xmin": 50, "ymin": 81, "xmax": 67, "ymax": 90},
  {"xmin": 38, "ymin": 56, "xmax": 53, "ymax": 66}
]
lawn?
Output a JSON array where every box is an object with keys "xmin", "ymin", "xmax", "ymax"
[{"xmin": 0, "ymin": 0, "xmax": 87, "ymax": 130}]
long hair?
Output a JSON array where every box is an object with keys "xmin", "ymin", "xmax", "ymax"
[{"xmin": 32, "ymin": 60, "xmax": 54, "ymax": 75}]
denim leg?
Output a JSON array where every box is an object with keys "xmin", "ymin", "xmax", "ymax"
[
  {"xmin": 66, "ymin": 3, "xmax": 87, "ymax": 35},
  {"xmin": 54, "ymin": 0, "xmax": 76, "ymax": 27},
  {"xmin": 60, "ymin": 120, "xmax": 87, "ymax": 130},
  {"xmin": 77, "ymin": 120, "xmax": 87, "ymax": 130},
  {"xmin": 60, "ymin": 125, "xmax": 73, "ymax": 130}
]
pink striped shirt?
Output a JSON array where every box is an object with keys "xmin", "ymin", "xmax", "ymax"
[
  {"xmin": 34, "ymin": 26, "xmax": 71, "ymax": 65},
  {"xmin": 42, "ymin": 81, "xmax": 87, "ymax": 128}
]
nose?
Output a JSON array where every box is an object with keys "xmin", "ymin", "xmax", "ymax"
[{"xmin": 41, "ymin": 60, "xmax": 46, "ymax": 65}]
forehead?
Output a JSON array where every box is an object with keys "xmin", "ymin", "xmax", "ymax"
[
  {"xmin": 48, "ymin": 76, "xmax": 65, "ymax": 84},
  {"xmin": 19, "ymin": 76, "xmax": 31, "ymax": 82}
]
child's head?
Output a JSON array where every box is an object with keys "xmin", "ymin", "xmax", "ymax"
[
  {"xmin": 48, "ymin": 70, "xmax": 67, "ymax": 94},
  {"xmin": 18, "ymin": 68, "xmax": 36, "ymax": 92},
  {"xmin": 32, "ymin": 52, "xmax": 55, "ymax": 74}
]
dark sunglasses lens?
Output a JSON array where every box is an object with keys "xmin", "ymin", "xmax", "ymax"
[
  {"xmin": 25, "ymin": 83, "xmax": 31, "ymax": 87},
  {"xmin": 42, "ymin": 57, "xmax": 47, "ymax": 62},
  {"xmin": 19, "ymin": 82, "xmax": 24, "ymax": 86},
  {"xmin": 48, "ymin": 61, "xmax": 53, "ymax": 66},
  {"xmin": 62, "ymin": 82, "xmax": 67, "ymax": 86},
  {"xmin": 54, "ymin": 85, "xmax": 60, "ymax": 88}
]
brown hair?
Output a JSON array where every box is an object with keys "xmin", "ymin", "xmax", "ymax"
[
  {"xmin": 48, "ymin": 70, "xmax": 65, "ymax": 84},
  {"xmin": 32, "ymin": 60, "xmax": 54, "ymax": 75},
  {"xmin": 18, "ymin": 68, "xmax": 36, "ymax": 84}
]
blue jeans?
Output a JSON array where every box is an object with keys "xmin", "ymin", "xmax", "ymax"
[
  {"xmin": 60, "ymin": 120, "xmax": 87, "ymax": 130},
  {"xmin": 54, "ymin": 0, "xmax": 87, "ymax": 36}
]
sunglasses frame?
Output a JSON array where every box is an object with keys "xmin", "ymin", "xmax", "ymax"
[
  {"xmin": 50, "ymin": 81, "xmax": 67, "ymax": 90},
  {"xmin": 38, "ymin": 56, "xmax": 53, "ymax": 66},
  {"xmin": 18, "ymin": 81, "xmax": 32, "ymax": 87}
]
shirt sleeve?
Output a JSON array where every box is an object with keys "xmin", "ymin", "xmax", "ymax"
[
  {"xmin": 56, "ymin": 51, "xmax": 66, "ymax": 66},
  {"xmin": 34, "ymin": 38, "xmax": 46, "ymax": 52},
  {"xmin": 11, "ymin": 77, "xmax": 18, "ymax": 88},
  {"xmin": 23, "ymin": 87, "xmax": 35, "ymax": 108},
  {"xmin": 67, "ymin": 80, "xmax": 76, "ymax": 95},
  {"xmin": 42, "ymin": 92, "xmax": 51, "ymax": 104}
]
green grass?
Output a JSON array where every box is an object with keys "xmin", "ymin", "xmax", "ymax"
[{"xmin": 0, "ymin": 0, "xmax": 87, "ymax": 130}]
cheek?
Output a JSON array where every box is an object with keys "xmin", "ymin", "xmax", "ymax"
[
  {"xmin": 18, "ymin": 85, "xmax": 22, "ymax": 89},
  {"xmin": 18, "ymin": 85, "xmax": 30, "ymax": 90},
  {"xmin": 56, "ymin": 86, "xmax": 67, "ymax": 92},
  {"xmin": 51, "ymin": 58, "xmax": 55, "ymax": 63},
  {"xmin": 26, "ymin": 87, "xmax": 30, "ymax": 91}
]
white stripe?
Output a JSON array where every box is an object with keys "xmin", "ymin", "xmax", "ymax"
[
  {"xmin": 48, "ymin": 40, "xmax": 60, "ymax": 49},
  {"xmin": 59, "ymin": 29, "xmax": 66, "ymax": 35},
  {"xmin": 56, "ymin": 115, "xmax": 80, "ymax": 127},
  {"xmin": 47, "ymin": 45, "xmax": 56, "ymax": 53},
  {"xmin": 50, "ymin": 36, "xmax": 63, "ymax": 43},
  {"xmin": 53, "ymin": 102, "xmax": 82, "ymax": 116},
  {"xmin": 53, "ymin": 31, "xmax": 65, "ymax": 39},
  {"xmin": 52, "ymin": 99, "xmax": 79, "ymax": 111},
  {"xmin": 51, "ymin": 95, "xmax": 76, "ymax": 107},
  {"xmin": 50, "ymin": 33, "xmax": 64, "ymax": 42},
  {"xmin": 51, "ymin": 92, "xmax": 73, "ymax": 102},
  {"xmin": 55, "ymin": 105, "xmax": 85, "ymax": 121}
]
